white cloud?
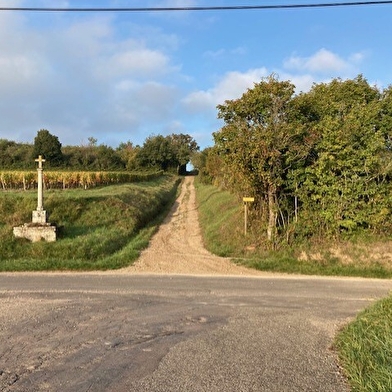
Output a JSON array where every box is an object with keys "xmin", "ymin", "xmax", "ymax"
[
  {"xmin": 284, "ymin": 48, "xmax": 363, "ymax": 74},
  {"xmin": 108, "ymin": 48, "xmax": 170, "ymax": 77},
  {"xmin": 183, "ymin": 68, "xmax": 269, "ymax": 112},
  {"xmin": 203, "ymin": 47, "xmax": 247, "ymax": 59},
  {"xmin": 0, "ymin": 9, "xmax": 181, "ymax": 146}
]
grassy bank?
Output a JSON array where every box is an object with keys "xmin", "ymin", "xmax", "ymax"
[
  {"xmin": 0, "ymin": 175, "xmax": 180, "ymax": 271},
  {"xmin": 334, "ymin": 295, "xmax": 392, "ymax": 392},
  {"xmin": 195, "ymin": 179, "xmax": 392, "ymax": 279}
]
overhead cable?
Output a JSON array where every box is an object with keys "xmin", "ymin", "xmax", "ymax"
[{"xmin": 0, "ymin": 1, "xmax": 392, "ymax": 12}]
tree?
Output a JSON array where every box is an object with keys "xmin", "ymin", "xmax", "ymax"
[
  {"xmin": 134, "ymin": 133, "xmax": 199, "ymax": 173},
  {"xmin": 215, "ymin": 75, "xmax": 307, "ymax": 243},
  {"xmin": 191, "ymin": 147, "xmax": 224, "ymax": 184},
  {"xmin": 298, "ymin": 76, "xmax": 392, "ymax": 235},
  {"xmin": 135, "ymin": 135, "xmax": 174, "ymax": 171},
  {"xmin": 168, "ymin": 133, "xmax": 199, "ymax": 175},
  {"xmin": 116, "ymin": 141, "xmax": 140, "ymax": 170},
  {"xmin": 32, "ymin": 129, "xmax": 63, "ymax": 166}
]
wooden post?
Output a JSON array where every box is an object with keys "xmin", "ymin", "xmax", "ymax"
[{"xmin": 243, "ymin": 197, "xmax": 254, "ymax": 235}]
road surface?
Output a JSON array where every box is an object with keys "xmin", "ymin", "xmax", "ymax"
[{"xmin": 1, "ymin": 273, "xmax": 392, "ymax": 391}]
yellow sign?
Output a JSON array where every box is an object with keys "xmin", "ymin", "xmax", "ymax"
[{"xmin": 243, "ymin": 197, "xmax": 254, "ymax": 202}]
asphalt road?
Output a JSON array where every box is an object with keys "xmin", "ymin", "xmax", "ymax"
[{"xmin": 1, "ymin": 273, "xmax": 391, "ymax": 392}]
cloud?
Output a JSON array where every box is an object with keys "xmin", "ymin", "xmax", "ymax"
[
  {"xmin": 183, "ymin": 67, "xmax": 269, "ymax": 112},
  {"xmin": 203, "ymin": 47, "xmax": 247, "ymax": 59},
  {"xmin": 182, "ymin": 47, "xmax": 367, "ymax": 122},
  {"xmin": 0, "ymin": 9, "xmax": 181, "ymax": 146},
  {"xmin": 283, "ymin": 48, "xmax": 364, "ymax": 74}
]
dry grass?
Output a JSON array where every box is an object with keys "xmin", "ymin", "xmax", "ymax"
[{"xmin": 299, "ymin": 241, "xmax": 392, "ymax": 270}]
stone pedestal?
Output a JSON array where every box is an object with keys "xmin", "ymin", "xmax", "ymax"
[
  {"xmin": 13, "ymin": 223, "xmax": 56, "ymax": 243},
  {"xmin": 32, "ymin": 210, "xmax": 48, "ymax": 224}
]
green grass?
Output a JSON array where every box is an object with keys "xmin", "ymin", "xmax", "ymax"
[
  {"xmin": 194, "ymin": 178, "xmax": 392, "ymax": 279},
  {"xmin": 335, "ymin": 296, "xmax": 392, "ymax": 392},
  {"xmin": 0, "ymin": 175, "xmax": 181, "ymax": 271}
]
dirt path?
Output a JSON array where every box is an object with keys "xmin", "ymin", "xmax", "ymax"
[{"xmin": 124, "ymin": 176, "xmax": 263, "ymax": 276}]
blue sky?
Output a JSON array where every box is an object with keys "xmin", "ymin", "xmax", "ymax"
[{"xmin": 1, "ymin": 0, "xmax": 392, "ymax": 150}]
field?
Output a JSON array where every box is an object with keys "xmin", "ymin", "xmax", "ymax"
[
  {"xmin": 0, "ymin": 174, "xmax": 180, "ymax": 271},
  {"xmin": 0, "ymin": 170, "xmax": 163, "ymax": 190}
]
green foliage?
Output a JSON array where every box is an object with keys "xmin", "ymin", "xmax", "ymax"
[
  {"xmin": 168, "ymin": 133, "xmax": 199, "ymax": 175},
  {"xmin": 212, "ymin": 74, "xmax": 392, "ymax": 242},
  {"xmin": 33, "ymin": 129, "xmax": 64, "ymax": 166},
  {"xmin": 195, "ymin": 177, "xmax": 392, "ymax": 278},
  {"xmin": 62, "ymin": 143, "xmax": 125, "ymax": 170},
  {"xmin": 299, "ymin": 76, "xmax": 392, "ymax": 236},
  {"xmin": 116, "ymin": 141, "xmax": 140, "ymax": 170},
  {"xmin": 0, "ymin": 140, "xmax": 34, "ymax": 169},
  {"xmin": 215, "ymin": 75, "xmax": 315, "ymax": 244},
  {"xmin": 0, "ymin": 175, "xmax": 180, "ymax": 271},
  {"xmin": 135, "ymin": 133, "xmax": 199, "ymax": 173},
  {"xmin": 1, "ymin": 131, "xmax": 199, "ymax": 174},
  {"xmin": 191, "ymin": 147, "xmax": 223, "ymax": 185},
  {"xmin": 335, "ymin": 295, "xmax": 392, "ymax": 391}
]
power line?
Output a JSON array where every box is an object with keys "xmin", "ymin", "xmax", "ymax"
[{"xmin": 0, "ymin": 1, "xmax": 392, "ymax": 12}]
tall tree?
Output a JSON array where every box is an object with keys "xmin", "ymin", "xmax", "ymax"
[
  {"xmin": 32, "ymin": 129, "xmax": 63, "ymax": 166},
  {"xmin": 215, "ymin": 75, "xmax": 307, "ymax": 243}
]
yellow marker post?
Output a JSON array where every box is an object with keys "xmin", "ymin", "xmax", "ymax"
[{"xmin": 243, "ymin": 197, "xmax": 254, "ymax": 235}]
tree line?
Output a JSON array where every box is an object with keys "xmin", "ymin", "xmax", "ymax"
[
  {"xmin": 0, "ymin": 131, "xmax": 199, "ymax": 174},
  {"xmin": 193, "ymin": 75, "xmax": 392, "ymax": 245}
]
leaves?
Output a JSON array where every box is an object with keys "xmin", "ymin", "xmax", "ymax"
[{"xmin": 211, "ymin": 74, "xmax": 392, "ymax": 242}]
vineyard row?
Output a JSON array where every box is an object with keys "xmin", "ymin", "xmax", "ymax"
[{"xmin": 0, "ymin": 170, "xmax": 164, "ymax": 190}]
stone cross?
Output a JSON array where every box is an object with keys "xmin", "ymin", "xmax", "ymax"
[
  {"xmin": 13, "ymin": 155, "xmax": 56, "ymax": 241},
  {"xmin": 35, "ymin": 155, "xmax": 45, "ymax": 211},
  {"xmin": 32, "ymin": 155, "xmax": 47, "ymax": 224}
]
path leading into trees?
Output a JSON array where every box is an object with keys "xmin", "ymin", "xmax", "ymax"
[{"xmin": 126, "ymin": 175, "xmax": 263, "ymax": 276}]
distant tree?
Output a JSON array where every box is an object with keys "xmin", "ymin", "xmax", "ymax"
[
  {"xmin": 0, "ymin": 140, "xmax": 34, "ymax": 168},
  {"xmin": 134, "ymin": 133, "xmax": 199, "ymax": 173},
  {"xmin": 96, "ymin": 145, "xmax": 124, "ymax": 170},
  {"xmin": 135, "ymin": 135, "xmax": 173, "ymax": 171},
  {"xmin": 168, "ymin": 133, "xmax": 199, "ymax": 175},
  {"xmin": 191, "ymin": 147, "xmax": 222, "ymax": 184},
  {"xmin": 116, "ymin": 141, "xmax": 140, "ymax": 170},
  {"xmin": 32, "ymin": 129, "xmax": 63, "ymax": 166},
  {"xmin": 87, "ymin": 136, "xmax": 98, "ymax": 147}
]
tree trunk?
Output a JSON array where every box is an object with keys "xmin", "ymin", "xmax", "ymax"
[{"xmin": 267, "ymin": 185, "xmax": 277, "ymax": 242}]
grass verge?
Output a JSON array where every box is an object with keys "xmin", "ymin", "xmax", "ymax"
[
  {"xmin": 0, "ymin": 175, "xmax": 181, "ymax": 271},
  {"xmin": 334, "ymin": 295, "xmax": 392, "ymax": 392},
  {"xmin": 194, "ymin": 178, "xmax": 392, "ymax": 279}
]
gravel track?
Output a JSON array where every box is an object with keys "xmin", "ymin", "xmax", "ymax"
[{"xmin": 124, "ymin": 176, "xmax": 264, "ymax": 276}]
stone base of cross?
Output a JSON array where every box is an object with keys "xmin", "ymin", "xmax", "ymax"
[{"xmin": 32, "ymin": 210, "xmax": 48, "ymax": 224}]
